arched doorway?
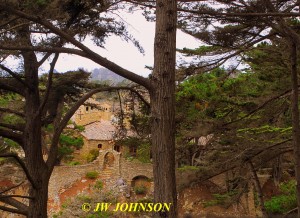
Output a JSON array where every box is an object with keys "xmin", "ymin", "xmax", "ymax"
[
  {"xmin": 103, "ymin": 152, "xmax": 115, "ymax": 169},
  {"xmin": 131, "ymin": 175, "xmax": 151, "ymax": 196}
]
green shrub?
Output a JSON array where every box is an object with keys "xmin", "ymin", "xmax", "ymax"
[
  {"xmin": 264, "ymin": 180, "xmax": 297, "ymax": 214},
  {"xmin": 76, "ymin": 194, "xmax": 92, "ymax": 203},
  {"xmin": 59, "ymin": 134, "xmax": 84, "ymax": 149},
  {"xmin": 94, "ymin": 180, "xmax": 103, "ymax": 190},
  {"xmin": 86, "ymin": 171, "xmax": 99, "ymax": 179},
  {"xmin": 134, "ymin": 185, "xmax": 147, "ymax": 195},
  {"xmin": 264, "ymin": 195, "xmax": 296, "ymax": 214},
  {"xmin": 203, "ymin": 191, "xmax": 237, "ymax": 207},
  {"xmin": 86, "ymin": 149, "xmax": 99, "ymax": 162},
  {"xmin": 75, "ymin": 125, "xmax": 85, "ymax": 132},
  {"xmin": 177, "ymin": 165, "xmax": 199, "ymax": 171},
  {"xmin": 68, "ymin": 161, "xmax": 80, "ymax": 166}
]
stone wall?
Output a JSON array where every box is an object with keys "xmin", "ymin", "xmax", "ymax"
[
  {"xmin": 120, "ymin": 157, "xmax": 153, "ymax": 181},
  {"xmin": 48, "ymin": 162, "xmax": 98, "ymax": 200},
  {"xmin": 80, "ymin": 138, "xmax": 113, "ymax": 155},
  {"xmin": 73, "ymin": 139, "xmax": 115, "ymax": 163},
  {"xmin": 72, "ymin": 104, "xmax": 113, "ymax": 126}
]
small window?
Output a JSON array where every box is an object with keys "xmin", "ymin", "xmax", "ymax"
[
  {"xmin": 98, "ymin": 144, "xmax": 102, "ymax": 149},
  {"xmin": 114, "ymin": 145, "xmax": 120, "ymax": 152},
  {"xmin": 86, "ymin": 106, "xmax": 89, "ymax": 112},
  {"xmin": 130, "ymin": 147, "xmax": 137, "ymax": 156}
]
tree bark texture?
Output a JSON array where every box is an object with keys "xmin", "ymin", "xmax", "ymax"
[
  {"xmin": 151, "ymin": 0, "xmax": 177, "ymax": 217},
  {"xmin": 22, "ymin": 27, "xmax": 51, "ymax": 217},
  {"xmin": 290, "ymin": 40, "xmax": 300, "ymax": 218}
]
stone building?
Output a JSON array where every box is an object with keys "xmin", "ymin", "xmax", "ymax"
[
  {"xmin": 78, "ymin": 120, "xmax": 124, "ymax": 156},
  {"xmin": 72, "ymin": 97, "xmax": 117, "ymax": 126}
]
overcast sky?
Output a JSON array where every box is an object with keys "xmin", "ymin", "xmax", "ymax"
[
  {"xmin": 51, "ymin": 12, "xmax": 200, "ymax": 77},
  {"xmin": 2, "ymin": 11, "xmax": 200, "ymax": 77}
]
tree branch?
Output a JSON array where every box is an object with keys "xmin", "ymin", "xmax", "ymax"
[
  {"xmin": 0, "ymin": 107, "xmax": 24, "ymax": 117},
  {"xmin": 0, "ymin": 5, "xmax": 152, "ymax": 90},
  {"xmin": 0, "ymin": 195, "xmax": 33, "ymax": 200},
  {"xmin": 224, "ymin": 88, "xmax": 294, "ymax": 126},
  {"xmin": 0, "ymin": 81, "xmax": 24, "ymax": 96},
  {"xmin": 0, "ymin": 44, "xmax": 86, "ymax": 57},
  {"xmin": 0, "ymin": 153, "xmax": 36, "ymax": 189},
  {"xmin": 36, "ymin": 53, "xmax": 59, "ymax": 117},
  {"xmin": 0, "ymin": 196, "xmax": 28, "ymax": 215},
  {"xmin": 0, "ymin": 205, "xmax": 27, "ymax": 216},
  {"xmin": 0, "ymin": 129, "xmax": 23, "ymax": 145},
  {"xmin": 0, "ymin": 182, "xmax": 24, "ymax": 195},
  {"xmin": 0, "ymin": 64, "xmax": 27, "ymax": 87},
  {"xmin": 0, "ymin": 123, "xmax": 24, "ymax": 132}
]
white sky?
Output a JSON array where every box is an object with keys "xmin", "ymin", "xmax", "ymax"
[{"xmin": 51, "ymin": 12, "xmax": 201, "ymax": 77}]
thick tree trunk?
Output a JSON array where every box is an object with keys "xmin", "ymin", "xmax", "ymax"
[
  {"xmin": 290, "ymin": 40, "xmax": 300, "ymax": 218},
  {"xmin": 151, "ymin": 0, "xmax": 177, "ymax": 217},
  {"xmin": 28, "ymin": 177, "xmax": 49, "ymax": 218}
]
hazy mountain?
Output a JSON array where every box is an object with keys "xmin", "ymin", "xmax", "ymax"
[{"xmin": 90, "ymin": 68, "xmax": 125, "ymax": 84}]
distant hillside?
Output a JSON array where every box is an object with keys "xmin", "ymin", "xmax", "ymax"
[{"xmin": 90, "ymin": 68, "xmax": 125, "ymax": 84}]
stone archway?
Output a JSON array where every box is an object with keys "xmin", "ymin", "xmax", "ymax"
[
  {"xmin": 103, "ymin": 152, "xmax": 115, "ymax": 169},
  {"xmin": 131, "ymin": 175, "xmax": 152, "ymax": 195}
]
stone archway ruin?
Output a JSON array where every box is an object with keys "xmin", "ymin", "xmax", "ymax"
[
  {"xmin": 98, "ymin": 150, "xmax": 121, "ymax": 175},
  {"xmin": 103, "ymin": 152, "xmax": 115, "ymax": 169}
]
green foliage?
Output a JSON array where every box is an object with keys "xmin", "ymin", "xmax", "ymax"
[
  {"xmin": 86, "ymin": 211, "xmax": 113, "ymax": 218},
  {"xmin": 118, "ymin": 137, "xmax": 151, "ymax": 163},
  {"xmin": 0, "ymin": 157, "xmax": 6, "ymax": 165},
  {"xmin": 179, "ymin": 45, "xmax": 221, "ymax": 56},
  {"xmin": 177, "ymin": 165, "xmax": 199, "ymax": 172},
  {"xmin": 85, "ymin": 149, "xmax": 99, "ymax": 163},
  {"xmin": 237, "ymin": 125, "xmax": 292, "ymax": 134},
  {"xmin": 4, "ymin": 138, "xmax": 19, "ymax": 148},
  {"xmin": 0, "ymin": 93, "xmax": 19, "ymax": 107},
  {"xmin": 134, "ymin": 185, "xmax": 147, "ymax": 195},
  {"xmin": 59, "ymin": 134, "xmax": 83, "ymax": 149},
  {"xmin": 76, "ymin": 194, "xmax": 92, "ymax": 203},
  {"xmin": 74, "ymin": 125, "xmax": 85, "ymax": 132},
  {"xmin": 45, "ymin": 124, "xmax": 54, "ymax": 132},
  {"xmin": 264, "ymin": 180, "xmax": 297, "ymax": 214},
  {"xmin": 58, "ymin": 134, "xmax": 83, "ymax": 161},
  {"xmin": 61, "ymin": 198, "xmax": 71, "ymax": 209},
  {"xmin": 237, "ymin": 125, "xmax": 292, "ymax": 143},
  {"xmin": 2, "ymin": 114, "xmax": 24, "ymax": 125},
  {"xmin": 203, "ymin": 191, "xmax": 238, "ymax": 207},
  {"xmin": 94, "ymin": 180, "xmax": 103, "ymax": 190},
  {"xmin": 86, "ymin": 171, "xmax": 99, "ymax": 179},
  {"xmin": 136, "ymin": 143, "xmax": 151, "ymax": 163},
  {"xmin": 68, "ymin": 161, "xmax": 81, "ymax": 166}
]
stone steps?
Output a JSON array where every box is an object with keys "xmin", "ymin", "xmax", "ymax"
[{"xmin": 99, "ymin": 168, "xmax": 117, "ymax": 180}]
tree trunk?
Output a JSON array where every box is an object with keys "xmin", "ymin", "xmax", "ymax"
[
  {"xmin": 23, "ymin": 51, "xmax": 50, "ymax": 217},
  {"xmin": 22, "ymin": 31, "xmax": 51, "ymax": 217},
  {"xmin": 290, "ymin": 40, "xmax": 300, "ymax": 218},
  {"xmin": 151, "ymin": 0, "xmax": 177, "ymax": 217},
  {"xmin": 249, "ymin": 161, "xmax": 268, "ymax": 218},
  {"xmin": 28, "ymin": 176, "xmax": 49, "ymax": 218}
]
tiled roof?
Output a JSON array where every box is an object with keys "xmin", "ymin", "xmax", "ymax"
[{"xmin": 81, "ymin": 120, "xmax": 116, "ymax": 140}]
